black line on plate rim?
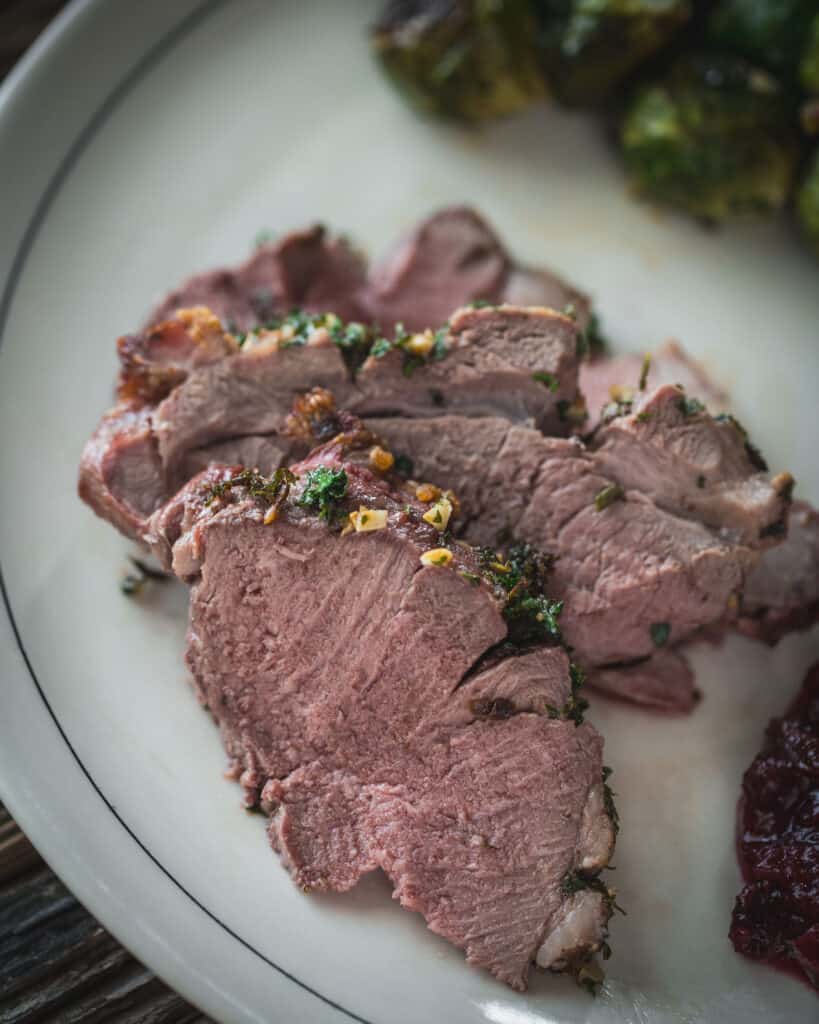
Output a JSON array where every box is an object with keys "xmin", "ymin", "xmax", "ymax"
[{"xmin": 0, "ymin": 3, "xmax": 372, "ymax": 1022}]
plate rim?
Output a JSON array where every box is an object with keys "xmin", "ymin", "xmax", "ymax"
[{"xmin": 0, "ymin": 3, "xmax": 371, "ymax": 1021}]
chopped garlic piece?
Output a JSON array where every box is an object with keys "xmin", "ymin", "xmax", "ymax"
[
  {"xmin": 174, "ymin": 306, "xmax": 223, "ymax": 344},
  {"xmin": 609, "ymin": 384, "xmax": 634, "ymax": 403},
  {"xmin": 369, "ymin": 445, "xmax": 394, "ymax": 472},
  {"xmin": 415, "ymin": 482, "xmax": 441, "ymax": 503},
  {"xmin": 263, "ymin": 505, "xmax": 279, "ymax": 525},
  {"xmin": 422, "ymin": 497, "xmax": 452, "ymax": 531},
  {"xmin": 420, "ymin": 547, "xmax": 453, "ymax": 567},
  {"xmin": 442, "ymin": 488, "xmax": 460, "ymax": 515},
  {"xmin": 349, "ymin": 507, "xmax": 389, "ymax": 533},
  {"xmin": 405, "ymin": 329, "xmax": 435, "ymax": 356}
]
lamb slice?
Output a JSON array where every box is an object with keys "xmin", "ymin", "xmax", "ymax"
[
  {"xmin": 79, "ymin": 304, "xmax": 581, "ymax": 542},
  {"xmin": 78, "ymin": 308, "xmax": 246, "ymax": 540},
  {"xmin": 580, "ymin": 340, "xmax": 728, "ymax": 431},
  {"xmin": 590, "ymin": 650, "xmax": 698, "ymax": 714},
  {"xmin": 147, "ymin": 436, "xmax": 617, "ymax": 991},
  {"xmin": 152, "ymin": 326, "xmax": 354, "ymax": 484},
  {"xmin": 78, "ymin": 405, "xmax": 165, "ymax": 541},
  {"xmin": 732, "ymin": 501, "xmax": 819, "ymax": 644},
  {"xmin": 362, "ymin": 206, "xmax": 509, "ymax": 333},
  {"xmin": 582, "ymin": 344, "xmax": 819, "ymax": 642},
  {"xmin": 148, "ymin": 224, "xmax": 367, "ymax": 330},
  {"xmin": 369, "ymin": 393, "xmax": 787, "ymax": 708},
  {"xmin": 362, "ymin": 205, "xmax": 591, "ymax": 334},
  {"xmin": 353, "ymin": 303, "xmax": 581, "ymax": 433},
  {"xmin": 589, "ymin": 385, "xmax": 791, "ymax": 547},
  {"xmin": 502, "ymin": 264, "xmax": 591, "ymax": 330}
]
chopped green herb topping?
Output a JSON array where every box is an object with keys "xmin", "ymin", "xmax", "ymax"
[
  {"xmin": 677, "ymin": 395, "xmax": 705, "ymax": 417},
  {"xmin": 561, "ymin": 870, "xmax": 625, "ymax": 916},
  {"xmin": 479, "ymin": 542, "xmax": 562, "ymax": 646},
  {"xmin": 636, "ymin": 411, "xmax": 652, "ymax": 423},
  {"xmin": 547, "ymin": 663, "xmax": 590, "ymax": 726},
  {"xmin": 393, "ymin": 453, "xmax": 414, "ymax": 479},
  {"xmin": 745, "ymin": 440, "xmax": 768, "ymax": 473},
  {"xmin": 650, "ymin": 621, "xmax": 671, "ymax": 647},
  {"xmin": 297, "ymin": 466, "xmax": 348, "ymax": 522},
  {"xmin": 557, "ymin": 396, "xmax": 589, "ymax": 425},
  {"xmin": 459, "ymin": 570, "xmax": 482, "ymax": 586},
  {"xmin": 599, "ymin": 398, "xmax": 633, "ymax": 424},
  {"xmin": 120, "ymin": 556, "xmax": 169, "ymax": 597},
  {"xmin": 602, "ymin": 766, "xmax": 620, "ymax": 836},
  {"xmin": 370, "ymin": 322, "xmax": 449, "ymax": 377},
  {"xmin": 575, "ymin": 311, "xmax": 608, "ymax": 359},
  {"xmin": 533, "ymin": 371, "xmax": 559, "ymax": 392},
  {"xmin": 468, "ymin": 299, "xmax": 493, "ymax": 309},
  {"xmin": 205, "ymin": 467, "xmax": 297, "ymax": 511},
  {"xmin": 370, "ymin": 337, "xmax": 392, "ymax": 358},
  {"xmin": 594, "ymin": 484, "xmax": 625, "ymax": 512},
  {"xmin": 236, "ymin": 310, "xmax": 377, "ymax": 374},
  {"xmin": 638, "ymin": 353, "xmax": 651, "ymax": 391}
]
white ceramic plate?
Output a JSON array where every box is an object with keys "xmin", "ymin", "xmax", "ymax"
[{"xmin": 1, "ymin": 2, "xmax": 818, "ymax": 1022}]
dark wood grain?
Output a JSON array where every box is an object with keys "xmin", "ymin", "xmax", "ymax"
[
  {"xmin": 0, "ymin": 805, "xmax": 211, "ymax": 1023},
  {"xmin": 0, "ymin": 0, "xmax": 68, "ymax": 79}
]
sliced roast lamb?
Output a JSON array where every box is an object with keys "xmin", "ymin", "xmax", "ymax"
[
  {"xmin": 147, "ymin": 206, "xmax": 590, "ymax": 337},
  {"xmin": 371, "ymin": 385, "xmax": 790, "ymax": 711},
  {"xmin": 148, "ymin": 224, "xmax": 368, "ymax": 330},
  {"xmin": 79, "ymin": 303, "xmax": 580, "ymax": 542},
  {"xmin": 361, "ymin": 205, "xmax": 592, "ymax": 333},
  {"xmin": 579, "ymin": 340, "xmax": 728, "ymax": 432},
  {"xmin": 80, "ymin": 302, "xmax": 792, "ymax": 711},
  {"xmin": 581, "ymin": 342, "xmax": 819, "ymax": 646},
  {"xmin": 144, "ymin": 429, "xmax": 618, "ymax": 991}
]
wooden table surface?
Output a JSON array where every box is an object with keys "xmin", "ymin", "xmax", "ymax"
[
  {"xmin": 0, "ymin": 804, "xmax": 211, "ymax": 1023},
  {"xmin": 1, "ymin": 5, "xmax": 212, "ymax": 1021}
]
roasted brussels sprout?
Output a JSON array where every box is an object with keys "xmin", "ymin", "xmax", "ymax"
[
  {"xmin": 533, "ymin": 0, "xmax": 692, "ymax": 108},
  {"xmin": 707, "ymin": 0, "xmax": 818, "ymax": 86},
  {"xmin": 801, "ymin": 14, "xmax": 819, "ymax": 95},
  {"xmin": 620, "ymin": 54, "xmax": 800, "ymax": 222},
  {"xmin": 797, "ymin": 148, "xmax": 819, "ymax": 256},
  {"xmin": 371, "ymin": 0, "xmax": 544, "ymax": 122}
]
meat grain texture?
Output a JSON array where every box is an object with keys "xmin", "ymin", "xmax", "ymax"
[
  {"xmin": 145, "ymin": 437, "xmax": 617, "ymax": 991},
  {"xmin": 80, "ymin": 206, "xmax": 812, "ymax": 716}
]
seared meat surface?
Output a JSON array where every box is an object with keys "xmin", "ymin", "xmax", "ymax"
[
  {"xmin": 81, "ymin": 302, "xmax": 791, "ymax": 712},
  {"xmin": 148, "ymin": 206, "xmax": 589, "ymax": 336},
  {"xmin": 80, "ymin": 303, "xmax": 579, "ymax": 540}
]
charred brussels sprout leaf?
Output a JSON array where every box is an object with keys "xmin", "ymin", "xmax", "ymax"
[
  {"xmin": 621, "ymin": 54, "xmax": 800, "ymax": 222},
  {"xmin": 371, "ymin": 0, "xmax": 544, "ymax": 122},
  {"xmin": 707, "ymin": 0, "xmax": 818, "ymax": 87},
  {"xmin": 797, "ymin": 148, "xmax": 819, "ymax": 257},
  {"xmin": 533, "ymin": 0, "xmax": 692, "ymax": 108},
  {"xmin": 801, "ymin": 15, "xmax": 819, "ymax": 95}
]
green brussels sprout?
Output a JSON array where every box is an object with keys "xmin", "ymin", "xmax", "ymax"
[
  {"xmin": 797, "ymin": 148, "xmax": 819, "ymax": 256},
  {"xmin": 620, "ymin": 54, "xmax": 800, "ymax": 222},
  {"xmin": 707, "ymin": 0, "xmax": 817, "ymax": 86},
  {"xmin": 533, "ymin": 0, "xmax": 692, "ymax": 108},
  {"xmin": 371, "ymin": 0, "xmax": 544, "ymax": 122},
  {"xmin": 800, "ymin": 14, "xmax": 819, "ymax": 95}
]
